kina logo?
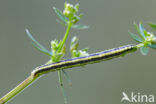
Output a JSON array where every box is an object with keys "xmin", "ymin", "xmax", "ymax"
[{"xmin": 121, "ymin": 92, "xmax": 154, "ymax": 103}]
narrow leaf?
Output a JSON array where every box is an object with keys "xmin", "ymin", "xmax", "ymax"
[
  {"xmin": 78, "ymin": 14, "xmax": 83, "ymax": 19},
  {"xmin": 148, "ymin": 44, "xmax": 156, "ymax": 49},
  {"xmin": 129, "ymin": 31, "xmax": 143, "ymax": 42},
  {"xmin": 134, "ymin": 23, "xmax": 141, "ymax": 36},
  {"xmin": 62, "ymin": 70, "xmax": 72, "ymax": 86},
  {"xmin": 25, "ymin": 29, "xmax": 52, "ymax": 56},
  {"xmin": 134, "ymin": 22, "xmax": 144, "ymax": 40},
  {"xmin": 144, "ymin": 29, "xmax": 148, "ymax": 37},
  {"xmin": 56, "ymin": 19, "xmax": 66, "ymax": 26},
  {"xmin": 139, "ymin": 23, "xmax": 146, "ymax": 39},
  {"xmin": 32, "ymin": 42, "xmax": 52, "ymax": 56},
  {"xmin": 72, "ymin": 24, "xmax": 89, "ymax": 29},
  {"xmin": 149, "ymin": 23, "xmax": 156, "ymax": 30},
  {"xmin": 140, "ymin": 45, "xmax": 149, "ymax": 55},
  {"xmin": 53, "ymin": 7, "xmax": 68, "ymax": 23}
]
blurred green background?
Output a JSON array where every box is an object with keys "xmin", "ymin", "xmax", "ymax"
[{"xmin": 0, "ymin": 0, "xmax": 156, "ymax": 104}]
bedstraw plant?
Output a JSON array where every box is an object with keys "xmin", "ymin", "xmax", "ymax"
[{"xmin": 0, "ymin": 2, "xmax": 156, "ymax": 104}]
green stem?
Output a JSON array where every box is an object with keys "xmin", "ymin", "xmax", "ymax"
[
  {"xmin": 0, "ymin": 75, "xmax": 37, "ymax": 104},
  {"xmin": 136, "ymin": 43, "xmax": 144, "ymax": 48},
  {"xmin": 56, "ymin": 21, "xmax": 72, "ymax": 104},
  {"xmin": 0, "ymin": 21, "xmax": 73, "ymax": 104},
  {"xmin": 58, "ymin": 71, "xmax": 67, "ymax": 104},
  {"xmin": 57, "ymin": 21, "xmax": 72, "ymax": 53},
  {"xmin": 0, "ymin": 43, "xmax": 140, "ymax": 104}
]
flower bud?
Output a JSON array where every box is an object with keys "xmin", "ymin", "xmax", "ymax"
[
  {"xmin": 63, "ymin": 3, "xmax": 76, "ymax": 18},
  {"xmin": 63, "ymin": 2, "xmax": 80, "ymax": 23},
  {"xmin": 51, "ymin": 40, "xmax": 59, "ymax": 52},
  {"xmin": 152, "ymin": 37, "xmax": 156, "ymax": 43}
]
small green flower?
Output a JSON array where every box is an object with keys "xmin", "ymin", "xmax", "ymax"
[
  {"xmin": 63, "ymin": 2, "xmax": 80, "ymax": 24},
  {"xmin": 129, "ymin": 23, "xmax": 156, "ymax": 55},
  {"xmin": 63, "ymin": 2, "xmax": 79, "ymax": 20},
  {"xmin": 70, "ymin": 36, "xmax": 89, "ymax": 58},
  {"xmin": 152, "ymin": 37, "xmax": 156, "ymax": 43},
  {"xmin": 53, "ymin": 2, "xmax": 89, "ymax": 29},
  {"xmin": 70, "ymin": 36, "xmax": 79, "ymax": 52},
  {"xmin": 51, "ymin": 39, "xmax": 59, "ymax": 53},
  {"xmin": 50, "ymin": 40, "xmax": 66, "ymax": 62}
]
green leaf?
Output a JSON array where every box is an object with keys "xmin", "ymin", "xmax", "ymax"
[
  {"xmin": 143, "ymin": 29, "xmax": 148, "ymax": 37},
  {"xmin": 72, "ymin": 24, "xmax": 89, "ymax": 29},
  {"xmin": 56, "ymin": 19, "xmax": 66, "ymax": 26},
  {"xmin": 128, "ymin": 31, "xmax": 143, "ymax": 42},
  {"xmin": 74, "ymin": 3, "xmax": 79, "ymax": 11},
  {"xmin": 139, "ymin": 23, "xmax": 146, "ymax": 39},
  {"xmin": 62, "ymin": 70, "xmax": 72, "ymax": 86},
  {"xmin": 61, "ymin": 45, "xmax": 66, "ymax": 55},
  {"xmin": 149, "ymin": 23, "xmax": 156, "ymax": 30},
  {"xmin": 70, "ymin": 43, "xmax": 79, "ymax": 52},
  {"xmin": 78, "ymin": 14, "xmax": 83, "ymax": 19},
  {"xmin": 31, "ymin": 42, "xmax": 52, "ymax": 56},
  {"xmin": 134, "ymin": 22, "xmax": 144, "ymax": 40},
  {"xmin": 140, "ymin": 45, "xmax": 149, "ymax": 55},
  {"xmin": 82, "ymin": 48, "xmax": 89, "ymax": 52},
  {"xmin": 71, "ymin": 36, "xmax": 79, "ymax": 45},
  {"xmin": 134, "ymin": 23, "xmax": 141, "ymax": 35},
  {"xmin": 53, "ymin": 7, "xmax": 68, "ymax": 23},
  {"xmin": 78, "ymin": 50, "xmax": 89, "ymax": 57},
  {"xmin": 152, "ymin": 37, "xmax": 156, "ymax": 43},
  {"xmin": 25, "ymin": 29, "xmax": 52, "ymax": 56},
  {"xmin": 149, "ymin": 44, "xmax": 156, "ymax": 49},
  {"xmin": 71, "ymin": 50, "xmax": 78, "ymax": 58}
]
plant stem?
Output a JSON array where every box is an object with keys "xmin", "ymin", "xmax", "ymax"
[
  {"xmin": 0, "ymin": 75, "xmax": 37, "ymax": 104},
  {"xmin": 58, "ymin": 71, "xmax": 67, "ymax": 104},
  {"xmin": 0, "ymin": 22, "xmax": 141, "ymax": 104},
  {"xmin": 57, "ymin": 21, "xmax": 72, "ymax": 53},
  {"xmin": 136, "ymin": 43, "xmax": 144, "ymax": 48},
  {"xmin": 56, "ymin": 21, "xmax": 72, "ymax": 104},
  {"xmin": 0, "ymin": 43, "xmax": 139, "ymax": 104},
  {"xmin": 0, "ymin": 21, "xmax": 73, "ymax": 104}
]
